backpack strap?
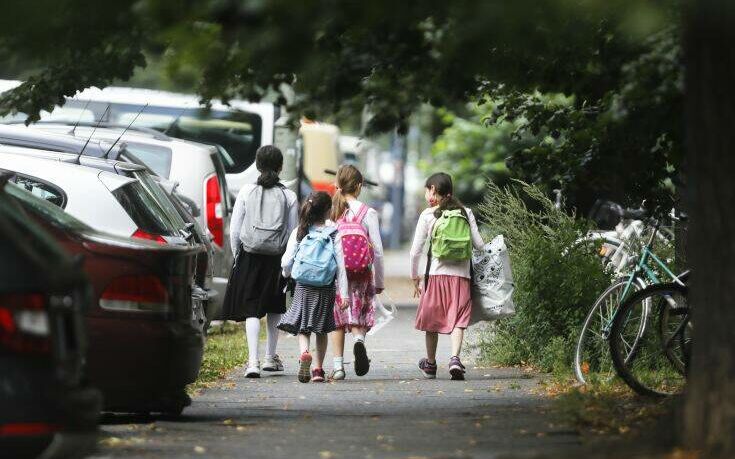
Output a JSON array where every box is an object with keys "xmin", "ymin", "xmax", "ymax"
[{"xmin": 353, "ymin": 203, "xmax": 369, "ymax": 224}]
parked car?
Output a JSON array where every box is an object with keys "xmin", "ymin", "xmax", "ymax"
[
  {"xmin": 0, "ymin": 149, "xmax": 188, "ymax": 245},
  {"xmin": 4, "ymin": 174, "xmax": 206, "ymax": 415},
  {"xmin": 13, "ymin": 124, "xmax": 233, "ymax": 319},
  {"xmin": 0, "ymin": 174, "xmax": 101, "ymax": 458},
  {"xmin": 0, "ymin": 139, "xmax": 220, "ymax": 322}
]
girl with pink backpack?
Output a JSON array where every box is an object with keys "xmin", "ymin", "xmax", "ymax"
[{"xmin": 330, "ymin": 165, "xmax": 385, "ymax": 380}]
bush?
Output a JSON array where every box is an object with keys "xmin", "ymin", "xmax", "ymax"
[{"xmin": 477, "ymin": 181, "xmax": 611, "ymax": 373}]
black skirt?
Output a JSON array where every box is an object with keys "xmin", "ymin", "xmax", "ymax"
[{"xmin": 221, "ymin": 249, "xmax": 287, "ymax": 321}]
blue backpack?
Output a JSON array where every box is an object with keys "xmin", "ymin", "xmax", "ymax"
[{"xmin": 291, "ymin": 226, "xmax": 338, "ymax": 287}]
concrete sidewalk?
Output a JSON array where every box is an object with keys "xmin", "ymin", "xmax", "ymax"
[{"xmin": 92, "ymin": 305, "xmax": 588, "ymax": 459}]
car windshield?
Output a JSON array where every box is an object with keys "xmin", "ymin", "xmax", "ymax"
[
  {"xmin": 4, "ymin": 180, "xmax": 91, "ymax": 233},
  {"xmin": 111, "ymin": 181, "xmax": 179, "ymax": 236},
  {"xmin": 131, "ymin": 170, "xmax": 188, "ymax": 229}
]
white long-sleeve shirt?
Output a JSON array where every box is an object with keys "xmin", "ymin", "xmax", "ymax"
[
  {"xmin": 281, "ymin": 225, "xmax": 349, "ymax": 299},
  {"xmin": 409, "ymin": 207, "xmax": 484, "ymax": 279},
  {"xmin": 341, "ymin": 199, "xmax": 385, "ymax": 289},
  {"xmin": 229, "ymin": 183, "xmax": 299, "ymax": 256}
]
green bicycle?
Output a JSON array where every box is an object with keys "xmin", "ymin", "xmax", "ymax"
[{"xmin": 574, "ymin": 219, "xmax": 685, "ymax": 385}]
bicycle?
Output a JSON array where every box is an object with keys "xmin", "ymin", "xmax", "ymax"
[
  {"xmin": 608, "ymin": 276, "xmax": 691, "ymax": 397},
  {"xmin": 574, "ymin": 216, "xmax": 684, "ymax": 385}
]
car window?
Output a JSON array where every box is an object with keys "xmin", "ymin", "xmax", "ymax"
[
  {"xmin": 115, "ymin": 107, "xmax": 262, "ymax": 175},
  {"xmin": 122, "ymin": 142, "xmax": 173, "ymax": 178},
  {"xmin": 4, "ymin": 180, "xmax": 91, "ymax": 234},
  {"xmin": 111, "ymin": 181, "xmax": 179, "ymax": 236},
  {"xmin": 11, "ymin": 174, "xmax": 66, "ymax": 207},
  {"xmin": 131, "ymin": 170, "xmax": 187, "ymax": 229}
]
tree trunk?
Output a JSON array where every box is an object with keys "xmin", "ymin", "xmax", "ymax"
[{"xmin": 683, "ymin": 1, "xmax": 735, "ymax": 456}]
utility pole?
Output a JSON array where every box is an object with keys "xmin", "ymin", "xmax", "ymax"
[{"xmin": 388, "ymin": 130, "xmax": 407, "ymax": 249}]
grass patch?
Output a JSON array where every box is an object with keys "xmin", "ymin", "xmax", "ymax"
[{"xmin": 188, "ymin": 322, "xmax": 247, "ymax": 394}]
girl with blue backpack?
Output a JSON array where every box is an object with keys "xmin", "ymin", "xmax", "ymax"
[
  {"xmin": 278, "ymin": 192, "xmax": 348, "ymax": 383},
  {"xmin": 409, "ymin": 173, "xmax": 484, "ymax": 380},
  {"xmin": 330, "ymin": 165, "xmax": 385, "ymax": 380}
]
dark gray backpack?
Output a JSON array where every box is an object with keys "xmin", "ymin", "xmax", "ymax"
[{"xmin": 240, "ymin": 185, "xmax": 290, "ymax": 255}]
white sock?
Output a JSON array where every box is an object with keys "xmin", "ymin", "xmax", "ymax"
[
  {"xmin": 265, "ymin": 313, "xmax": 281, "ymax": 359},
  {"xmin": 354, "ymin": 334, "xmax": 366, "ymax": 343},
  {"xmin": 334, "ymin": 356, "xmax": 344, "ymax": 370},
  {"xmin": 245, "ymin": 317, "xmax": 260, "ymax": 365}
]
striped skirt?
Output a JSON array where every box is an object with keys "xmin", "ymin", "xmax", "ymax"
[{"xmin": 277, "ymin": 282, "xmax": 337, "ymax": 335}]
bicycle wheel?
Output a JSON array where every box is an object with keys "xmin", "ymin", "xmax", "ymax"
[
  {"xmin": 574, "ymin": 277, "xmax": 645, "ymax": 384},
  {"xmin": 609, "ymin": 283, "xmax": 689, "ymax": 397}
]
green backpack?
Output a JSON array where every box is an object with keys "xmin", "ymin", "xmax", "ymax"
[{"xmin": 430, "ymin": 209, "xmax": 472, "ymax": 261}]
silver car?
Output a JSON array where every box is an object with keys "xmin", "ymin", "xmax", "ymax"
[{"xmin": 0, "ymin": 148, "xmax": 188, "ymax": 245}]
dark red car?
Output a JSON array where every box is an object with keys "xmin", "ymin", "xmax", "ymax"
[{"xmin": 5, "ymin": 178, "xmax": 207, "ymax": 416}]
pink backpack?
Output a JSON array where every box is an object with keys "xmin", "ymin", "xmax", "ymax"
[{"xmin": 337, "ymin": 204, "xmax": 374, "ymax": 275}]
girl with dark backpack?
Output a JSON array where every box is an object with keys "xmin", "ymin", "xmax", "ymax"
[
  {"xmin": 330, "ymin": 165, "xmax": 385, "ymax": 380},
  {"xmin": 222, "ymin": 145, "xmax": 299, "ymax": 378},
  {"xmin": 409, "ymin": 173, "xmax": 484, "ymax": 380},
  {"xmin": 278, "ymin": 192, "xmax": 348, "ymax": 383}
]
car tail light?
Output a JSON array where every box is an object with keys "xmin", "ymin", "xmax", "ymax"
[
  {"xmin": 205, "ymin": 174, "xmax": 224, "ymax": 247},
  {"xmin": 0, "ymin": 422, "xmax": 60, "ymax": 436},
  {"xmin": 132, "ymin": 229, "xmax": 167, "ymax": 245},
  {"xmin": 100, "ymin": 275, "xmax": 170, "ymax": 313},
  {"xmin": 0, "ymin": 293, "xmax": 50, "ymax": 354}
]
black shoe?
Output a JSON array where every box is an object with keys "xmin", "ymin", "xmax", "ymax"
[{"xmin": 353, "ymin": 340, "xmax": 370, "ymax": 376}]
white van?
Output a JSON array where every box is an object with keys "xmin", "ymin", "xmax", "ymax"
[{"xmin": 0, "ymin": 80, "xmax": 297, "ymax": 195}]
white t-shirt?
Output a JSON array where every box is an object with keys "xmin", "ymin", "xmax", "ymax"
[{"xmin": 409, "ymin": 207, "xmax": 484, "ymax": 279}]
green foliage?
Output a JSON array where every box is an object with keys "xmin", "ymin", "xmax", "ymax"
[
  {"xmin": 423, "ymin": 104, "xmax": 534, "ymax": 206},
  {"xmin": 477, "ymin": 181, "xmax": 611, "ymax": 372}
]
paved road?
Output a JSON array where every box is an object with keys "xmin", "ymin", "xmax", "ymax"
[{"xmin": 91, "ymin": 307, "xmax": 585, "ymax": 459}]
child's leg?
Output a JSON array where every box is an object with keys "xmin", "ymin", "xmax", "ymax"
[
  {"xmin": 314, "ymin": 333, "xmax": 328, "ymax": 368},
  {"xmin": 298, "ymin": 333, "xmax": 311, "ymax": 355},
  {"xmin": 265, "ymin": 313, "xmax": 282, "ymax": 359},
  {"xmin": 245, "ymin": 317, "xmax": 261, "ymax": 364},
  {"xmin": 351, "ymin": 325, "xmax": 367, "ymax": 342},
  {"xmin": 331, "ymin": 328, "xmax": 345, "ymax": 372},
  {"xmin": 450, "ymin": 327, "xmax": 465, "ymax": 357},
  {"xmin": 425, "ymin": 331, "xmax": 439, "ymax": 363}
]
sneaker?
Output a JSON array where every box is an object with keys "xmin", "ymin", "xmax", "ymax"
[
  {"xmin": 449, "ymin": 356, "xmax": 466, "ymax": 381},
  {"xmin": 418, "ymin": 358, "xmax": 437, "ymax": 379},
  {"xmin": 353, "ymin": 340, "xmax": 370, "ymax": 376},
  {"xmin": 312, "ymin": 368, "xmax": 325, "ymax": 383},
  {"xmin": 330, "ymin": 368, "xmax": 346, "ymax": 381},
  {"xmin": 245, "ymin": 361, "xmax": 261, "ymax": 378},
  {"xmin": 262, "ymin": 355, "xmax": 284, "ymax": 372},
  {"xmin": 298, "ymin": 352, "xmax": 312, "ymax": 383}
]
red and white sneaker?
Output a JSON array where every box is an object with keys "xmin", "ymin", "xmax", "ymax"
[
  {"xmin": 298, "ymin": 352, "xmax": 312, "ymax": 383},
  {"xmin": 311, "ymin": 368, "xmax": 325, "ymax": 383}
]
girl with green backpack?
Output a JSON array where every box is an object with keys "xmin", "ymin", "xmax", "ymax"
[{"xmin": 409, "ymin": 173, "xmax": 484, "ymax": 380}]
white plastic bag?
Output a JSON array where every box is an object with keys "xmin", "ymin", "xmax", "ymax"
[
  {"xmin": 368, "ymin": 293, "xmax": 398, "ymax": 336},
  {"xmin": 470, "ymin": 235, "xmax": 516, "ymax": 324}
]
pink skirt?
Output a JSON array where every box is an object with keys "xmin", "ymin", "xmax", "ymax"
[{"xmin": 415, "ymin": 275, "xmax": 471, "ymax": 334}]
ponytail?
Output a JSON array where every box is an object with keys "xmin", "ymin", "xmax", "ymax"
[
  {"xmin": 297, "ymin": 192, "xmax": 332, "ymax": 241},
  {"xmin": 425, "ymin": 172, "xmax": 467, "ymax": 219},
  {"xmin": 330, "ymin": 164, "xmax": 364, "ymax": 221},
  {"xmin": 255, "ymin": 145, "xmax": 283, "ymax": 189}
]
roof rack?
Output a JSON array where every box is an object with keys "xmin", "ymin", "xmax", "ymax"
[{"xmin": 4, "ymin": 120, "xmax": 172, "ymax": 142}]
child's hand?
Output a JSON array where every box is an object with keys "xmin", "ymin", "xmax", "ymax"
[
  {"xmin": 337, "ymin": 297, "xmax": 349, "ymax": 310},
  {"xmin": 412, "ymin": 278, "xmax": 422, "ymax": 298}
]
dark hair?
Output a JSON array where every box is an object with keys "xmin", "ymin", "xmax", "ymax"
[
  {"xmin": 255, "ymin": 145, "xmax": 283, "ymax": 188},
  {"xmin": 331, "ymin": 164, "xmax": 364, "ymax": 221},
  {"xmin": 425, "ymin": 172, "xmax": 466, "ymax": 219},
  {"xmin": 297, "ymin": 191, "xmax": 332, "ymax": 241}
]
